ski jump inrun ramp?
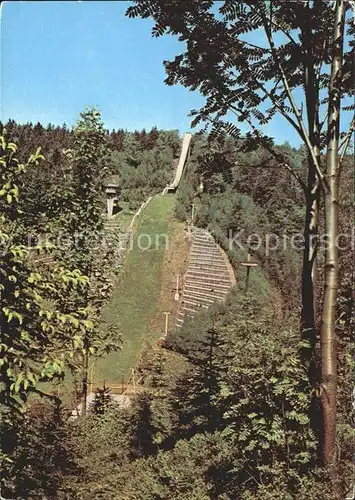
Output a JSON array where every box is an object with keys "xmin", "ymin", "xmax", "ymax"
[{"xmin": 163, "ymin": 133, "xmax": 192, "ymax": 194}]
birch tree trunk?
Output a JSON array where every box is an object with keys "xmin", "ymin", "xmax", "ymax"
[{"xmin": 320, "ymin": 0, "xmax": 346, "ymax": 469}]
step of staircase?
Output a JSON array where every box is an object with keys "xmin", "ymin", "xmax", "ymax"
[
  {"xmin": 189, "ymin": 263, "xmax": 227, "ymax": 271},
  {"xmin": 183, "ymin": 290, "xmax": 228, "ymax": 301},
  {"xmin": 190, "ymin": 252, "xmax": 224, "ymax": 260},
  {"xmin": 181, "ymin": 297, "xmax": 213, "ymax": 308},
  {"xmin": 184, "ymin": 280, "xmax": 231, "ymax": 291},
  {"xmin": 189, "ymin": 262, "xmax": 226, "ymax": 270},
  {"xmin": 182, "ymin": 297, "xmax": 217, "ymax": 308},
  {"xmin": 181, "ymin": 305, "xmax": 201, "ymax": 314},
  {"xmin": 192, "ymin": 243, "xmax": 219, "ymax": 250},
  {"xmin": 189, "ymin": 255, "xmax": 222, "ymax": 263},
  {"xmin": 182, "ymin": 291, "xmax": 217, "ymax": 303},
  {"xmin": 192, "ymin": 242, "xmax": 216, "ymax": 249},
  {"xmin": 193, "ymin": 234, "xmax": 214, "ymax": 240},
  {"xmin": 189, "ymin": 256, "xmax": 225, "ymax": 264},
  {"xmin": 185, "ymin": 271, "xmax": 230, "ymax": 281},
  {"xmin": 183, "ymin": 290, "xmax": 224, "ymax": 302}
]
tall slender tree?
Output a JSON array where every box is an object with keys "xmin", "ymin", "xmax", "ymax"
[
  {"xmin": 320, "ymin": 1, "xmax": 347, "ymax": 469},
  {"xmin": 61, "ymin": 108, "xmax": 110, "ymax": 415}
]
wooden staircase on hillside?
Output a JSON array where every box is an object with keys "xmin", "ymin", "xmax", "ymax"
[{"xmin": 175, "ymin": 227, "xmax": 235, "ymax": 328}]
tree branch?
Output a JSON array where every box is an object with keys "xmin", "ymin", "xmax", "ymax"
[
  {"xmin": 243, "ymin": 161, "xmax": 308, "ymax": 193},
  {"xmin": 339, "ymin": 116, "xmax": 355, "ymax": 162},
  {"xmin": 228, "ymin": 105, "xmax": 307, "ymax": 193},
  {"xmin": 320, "ymin": 109, "xmax": 328, "ymax": 132},
  {"xmin": 257, "ymin": 80, "xmax": 303, "ymax": 136},
  {"xmin": 240, "ymin": 39, "xmax": 271, "ymax": 53},
  {"xmin": 259, "ymin": 7, "xmax": 329, "ymax": 193},
  {"xmin": 338, "ymin": 115, "xmax": 355, "ymax": 180},
  {"xmin": 270, "ymin": 20, "xmax": 301, "ymax": 50},
  {"xmin": 200, "ymin": 90, "xmax": 308, "ymax": 194},
  {"xmin": 316, "ymin": 38, "xmax": 327, "ymax": 83},
  {"xmin": 229, "ymin": 60, "xmax": 303, "ymax": 137}
]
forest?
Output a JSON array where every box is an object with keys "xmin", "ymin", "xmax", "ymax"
[{"xmin": 1, "ymin": 1, "xmax": 354, "ymax": 499}]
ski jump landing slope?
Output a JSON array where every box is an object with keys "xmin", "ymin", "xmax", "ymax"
[{"xmin": 163, "ymin": 133, "xmax": 192, "ymax": 194}]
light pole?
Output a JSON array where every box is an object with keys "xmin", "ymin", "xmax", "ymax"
[
  {"xmin": 240, "ymin": 253, "xmax": 259, "ymax": 294},
  {"xmin": 174, "ymin": 274, "xmax": 180, "ymax": 301},
  {"xmin": 163, "ymin": 311, "xmax": 171, "ymax": 337}
]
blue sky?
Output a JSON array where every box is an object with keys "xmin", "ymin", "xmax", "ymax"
[
  {"xmin": 0, "ymin": 1, "xmax": 351, "ymax": 145},
  {"xmin": 1, "ymin": 1, "xmax": 205, "ymax": 133}
]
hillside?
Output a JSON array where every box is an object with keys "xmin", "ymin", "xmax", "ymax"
[{"xmin": 95, "ymin": 194, "xmax": 182, "ymax": 382}]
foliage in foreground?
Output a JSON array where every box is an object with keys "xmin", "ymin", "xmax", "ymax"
[
  {"xmin": 0, "ymin": 133, "xmax": 94, "ymax": 411},
  {"xmin": 6, "ymin": 291, "xmax": 351, "ymax": 499}
]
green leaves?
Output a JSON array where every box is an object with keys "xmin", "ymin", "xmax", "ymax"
[
  {"xmin": 0, "ymin": 131, "xmax": 105, "ymax": 416},
  {"xmin": 166, "ymin": 286, "xmax": 317, "ymax": 493}
]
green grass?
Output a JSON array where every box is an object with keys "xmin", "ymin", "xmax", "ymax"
[{"xmin": 95, "ymin": 194, "xmax": 176, "ymax": 382}]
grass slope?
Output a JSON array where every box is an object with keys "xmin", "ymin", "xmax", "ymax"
[{"xmin": 95, "ymin": 194, "xmax": 176, "ymax": 383}]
